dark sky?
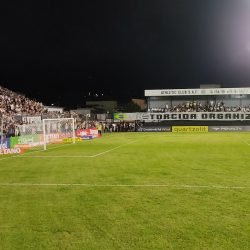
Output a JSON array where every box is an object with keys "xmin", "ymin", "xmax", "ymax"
[{"xmin": 1, "ymin": 0, "xmax": 250, "ymax": 107}]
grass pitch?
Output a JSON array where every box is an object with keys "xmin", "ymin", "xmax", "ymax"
[{"xmin": 0, "ymin": 132, "xmax": 250, "ymax": 250}]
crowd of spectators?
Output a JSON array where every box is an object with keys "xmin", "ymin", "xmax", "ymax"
[
  {"xmin": 0, "ymin": 85, "xmax": 44, "ymax": 116},
  {"xmin": 0, "ymin": 85, "xmax": 136, "ymax": 138},
  {"xmin": 0, "ymin": 85, "xmax": 75, "ymax": 138},
  {"xmin": 148, "ymin": 101, "xmax": 250, "ymax": 113},
  {"xmin": 0, "ymin": 85, "xmax": 44, "ymax": 138},
  {"xmin": 75, "ymin": 118, "xmax": 136, "ymax": 132}
]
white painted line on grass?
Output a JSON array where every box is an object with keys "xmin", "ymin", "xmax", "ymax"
[
  {"xmin": 0, "ymin": 183, "xmax": 249, "ymax": 189},
  {"xmin": 232, "ymin": 133, "xmax": 250, "ymax": 146},
  {"xmin": 0, "ymin": 143, "xmax": 78, "ymax": 161},
  {"xmin": 18, "ymin": 155, "xmax": 92, "ymax": 158},
  {"xmin": 238, "ymin": 137, "xmax": 250, "ymax": 146},
  {"xmin": 2, "ymin": 140, "xmax": 139, "ymax": 159},
  {"xmin": 0, "ymin": 149, "xmax": 44, "ymax": 161},
  {"xmin": 90, "ymin": 140, "xmax": 138, "ymax": 158}
]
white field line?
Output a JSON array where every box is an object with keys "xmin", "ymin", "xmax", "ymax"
[
  {"xmin": 17, "ymin": 155, "xmax": 92, "ymax": 158},
  {"xmin": 238, "ymin": 136, "xmax": 250, "ymax": 146},
  {"xmin": 0, "ymin": 143, "xmax": 78, "ymax": 161},
  {"xmin": 5, "ymin": 140, "xmax": 139, "ymax": 159},
  {"xmin": 0, "ymin": 148, "xmax": 44, "ymax": 161},
  {"xmin": 0, "ymin": 133, "xmax": 205, "ymax": 161},
  {"xmin": 0, "ymin": 183, "xmax": 249, "ymax": 189},
  {"xmin": 90, "ymin": 140, "xmax": 138, "ymax": 157}
]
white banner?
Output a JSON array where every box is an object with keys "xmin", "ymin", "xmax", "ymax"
[
  {"xmin": 114, "ymin": 112, "xmax": 250, "ymax": 121},
  {"xmin": 22, "ymin": 116, "xmax": 42, "ymax": 124},
  {"xmin": 139, "ymin": 112, "xmax": 250, "ymax": 121},
  {"xmin": 145, "ymin": 87, "xmax": 250, "ymax": 96}
]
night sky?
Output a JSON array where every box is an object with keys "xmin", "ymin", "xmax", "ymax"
[{"xmin": 1, "ymin": 0, "xmax": 250, "ymax": 107}]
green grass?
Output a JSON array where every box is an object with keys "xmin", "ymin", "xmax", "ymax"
[{"xmin": 0, "ymin": 132, "xmax": 250, "ymax": 250}]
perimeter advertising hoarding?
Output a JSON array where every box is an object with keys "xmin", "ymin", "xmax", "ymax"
[
  {"xmin": 10, "ymin": 135, "xmax": 42, "ymax": 148},
  {"xmin": 0, "ymin": 148, "xmax": 23, "ymax": 155},
  {"xmin": 208, "ymin": 126, "xmax": 250, "ymax": 132},
  {"xmin": 172, "ymin": 126, "xmax": 208, "ymax": 133},
  {"xmin": 137, "ymin": 126, "xmax": 171, "ymax": 132},
  {"xmin": 75, "ymin": 129, "xmax": 99, "ymax": 138}
]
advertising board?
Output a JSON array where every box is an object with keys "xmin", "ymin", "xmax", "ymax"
[
  {"xmin": 0, "ymin": 147, "xmax": 23, "ymax": 155},
  {"xmin": 137, "ymin": 126, "xmax": 171, "ymax": 132},
  {"xmin": 10, "ymin": 135, "xmax": 42, "ymax": 148},
  {"xmin": 172, "ymin": 126, "xmax": 208, "ymax": 133},
  {"xmin": 208, "ymin": 126, "xmax": 250, "ymax": 132},
  {"xmin": 75, "ymin": 129, "xmax": 99, "ymax": 138}
]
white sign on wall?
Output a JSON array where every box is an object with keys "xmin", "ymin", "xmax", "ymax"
[
  {"xmin": 114, "ymin": 112, "xmax": 250, "ymax": 121},
  {"xmin": 145, "ymin": 88, "xmax": 250, "ymax": 96},
  {"xmin": 139, "ymin": 112, "xmax": 250, "ymax": 121}
]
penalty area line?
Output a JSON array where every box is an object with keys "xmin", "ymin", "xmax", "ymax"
[
  {"xmin": 0, "ymin": 183, "xmax": 249, "ymax": 189},
  {"xmin": 0, "ymin": 143, "xmax": 79, "ymax": 161},
  {"xmin": 239, "ymin": 137, "xmax": 250, "ymax": 146},
  {"xmin": 16, "ymin": 140, "xmax": 139, "ymax": 158},
  {"xmin": 90, "ymin": 140, "xmax": 138, "ymax": 157},
  {"xmin": 18, "ymin": 155, "xmax": 92, "ymax": 158}
]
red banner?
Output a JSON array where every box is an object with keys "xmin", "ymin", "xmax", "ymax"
[{"xmin": 75, "ymin": 128, "xmax": 100, "ymax": 138}]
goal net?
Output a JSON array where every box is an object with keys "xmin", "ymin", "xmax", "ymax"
[
  {"xmin": 42, "ymin": 118, "xmax": 75, "ymax": 150},
  {"xmin": 17, "ymin": 118, "xmax": 75, "ymax": 150}
]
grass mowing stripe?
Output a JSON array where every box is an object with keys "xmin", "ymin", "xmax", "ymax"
[{"xmin": 0, "ymin": 183, "xmax": 249, "ymax": 189}]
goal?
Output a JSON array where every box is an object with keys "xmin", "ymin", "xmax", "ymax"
[
  {"xmin": 16, "ymin": 118, "xmax": 76, "ymax": 150},
  {"xmin": 42, "ymin": 118, "xmax": 75, "ymax": 150}
]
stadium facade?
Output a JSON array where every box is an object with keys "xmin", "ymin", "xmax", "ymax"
[
  {"xmin": 145, "ymin": 87, "xmax": 250, "ymax": 112},
  {"xmin": 114, "ymin": 87, "xmax": 250, "ymax": 131}
]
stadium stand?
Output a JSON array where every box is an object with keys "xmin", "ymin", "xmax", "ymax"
[
  {"xmin": 148, "ymin": 101, "xmax": 250, "ymax": 113},
  {"xmin": 0, "ymin": 85, "xmax": 42, "ymax": 138},
  {"xmin": 0, "ymin": 85, "xmax": 135, "ymax": 139},
  {"xmin": 0, "ymin": 86, "xmax": 76, "ymax": 138}
]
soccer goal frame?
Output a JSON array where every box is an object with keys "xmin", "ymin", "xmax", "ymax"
[
  {"xmin": 0, "ymin": 116, "xmax": 4, "ymax": 147},
  {"xmin": 42, "ymin": 118, "xmax": 76, "ymax": 151}
]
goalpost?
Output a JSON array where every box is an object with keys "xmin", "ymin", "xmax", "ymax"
[
  {"xmin": 0, "ymin": 116, "xmax": 4, "ymax": 147},
  {"xmin": 16, "ymin": 117, "xmax": 76, "ymax": 151},
  {"xmin": 42, "ymin": 118, "xmax": 76, "ymax": 150}
]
